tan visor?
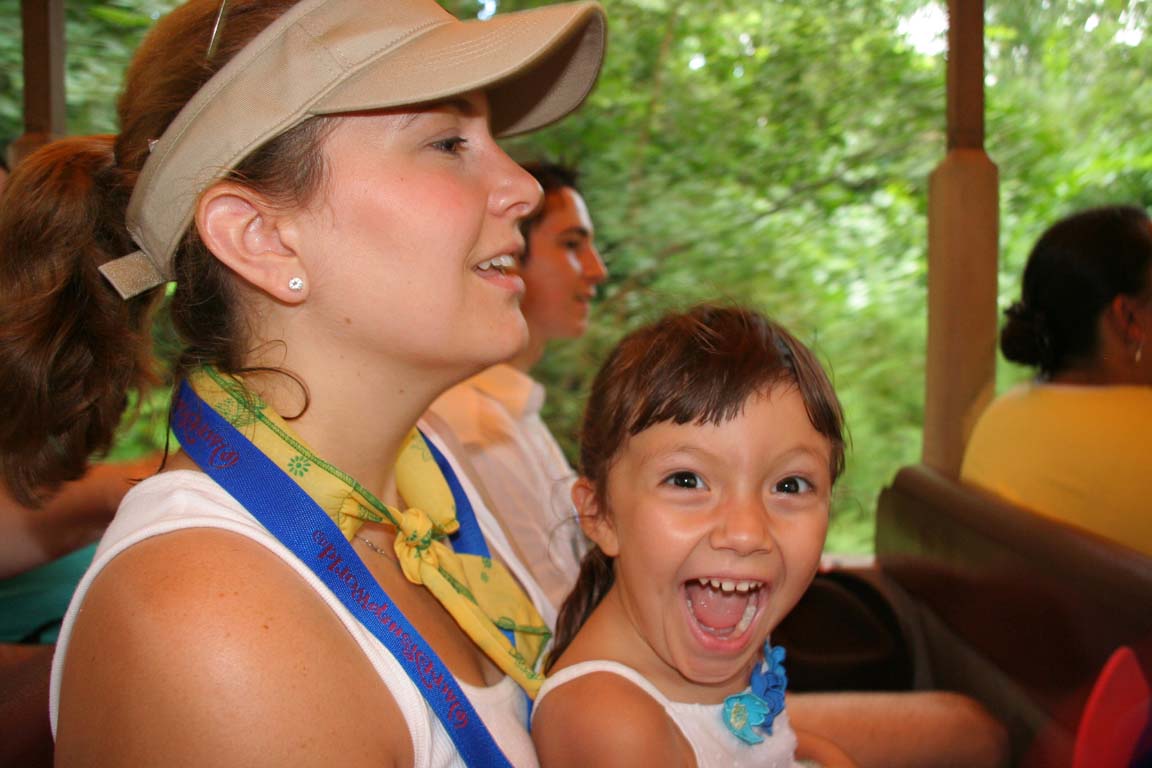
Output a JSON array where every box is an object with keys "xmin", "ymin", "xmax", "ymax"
[{"xmin": 100, "ymin": 0, "xmax": 606, "ymax": 300}]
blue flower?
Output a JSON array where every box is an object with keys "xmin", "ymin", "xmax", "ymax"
[
  {"xmin": 723, "ymin": 692, "xmax": 770, "ymax": 744},
  {"xmin": 751, "ymin": 644, "xmax": 788, "ymax": 699},
  {"xmin": 721, "ymin": 640, "xmax": 789, "ymax": 745}
]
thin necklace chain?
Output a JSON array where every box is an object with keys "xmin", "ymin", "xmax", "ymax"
[{"xmin": 355, "ymin": 533, "xmax": 393, "ymax": 560}]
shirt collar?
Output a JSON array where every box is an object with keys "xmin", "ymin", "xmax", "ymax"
[{"xmin": 468, "ymin": 364, "xmax": 545, "ymax": 419}]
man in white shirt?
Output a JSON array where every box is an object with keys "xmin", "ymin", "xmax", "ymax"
[{"xmin": 428, "ymin": 162, "xmax": 607, "ymax": 613}]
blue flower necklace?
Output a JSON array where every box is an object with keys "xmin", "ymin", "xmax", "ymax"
[{"xmin": 721, "ymin": 641, "xmax": 788, "ymax": 745}]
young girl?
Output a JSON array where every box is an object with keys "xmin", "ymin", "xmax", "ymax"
[
  {"xmin": 0, "ymin": 0, "xmax": 604, "ymax": 765},
  {"xmin": 532, "ymin": 304, "xmax": 854, "ymax": 768}
]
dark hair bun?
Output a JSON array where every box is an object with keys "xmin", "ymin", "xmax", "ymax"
[{"xmin": 1000, "ymin": 301, "xmax": 1050, "ymax": 368}]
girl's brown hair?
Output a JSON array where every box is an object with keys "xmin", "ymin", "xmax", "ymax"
[
  {"xmin": 546, "ymin": 304, "xmax": 846, "ymax": 671},
  {"xmin": 0, "ymin": 0, "xmax": 332, "ymax": 506}
]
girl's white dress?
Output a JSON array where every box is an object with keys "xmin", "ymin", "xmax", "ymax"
[{"xmin": 534, "ymin": 659, "xmax": 800, "ymax": 767}]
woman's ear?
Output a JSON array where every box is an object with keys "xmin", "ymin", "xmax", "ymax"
[
  {"xmin": 196, "ymin": 182, "xmax": 307, "ymax": 303},
  {"xmin": 573, "ymin": 477, "xmax": 619, "ymax": 557},
  {"xmin": 1109, "ymin": 294, "xmax": 1148, "ymax": 346}
]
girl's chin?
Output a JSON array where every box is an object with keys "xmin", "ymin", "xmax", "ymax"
[
  {"xmin": 671, "ymin": 652, "xmax": 761, "ymax": 697},
  {"xmin": 671, "ymin": 603, "xmax": 773, "ymax": 692}
]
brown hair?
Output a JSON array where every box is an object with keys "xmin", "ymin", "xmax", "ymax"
[
  {"xmin": 0, "ymin": 0, "xmax": 332, "ymax": 506},
  {"xmin": 546, "ymin": 304, "xmax": 846, "ymax": 671},
  {"xmin": 518, "ymin": 160, "xmax": 581, "ymax": 264}
]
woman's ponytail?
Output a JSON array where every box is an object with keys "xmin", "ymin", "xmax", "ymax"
[
  {"xmin": 0, "ymin": 3, "xmax": 340, "ymax": 507},
  {"xmin": 0, "ymin": 136, "xmax": 162, "ymax": 506}
]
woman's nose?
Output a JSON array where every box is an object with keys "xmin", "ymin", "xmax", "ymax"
[{"xmin": 490, "ymin": 151, "xmax": 543, "ymax": 222}]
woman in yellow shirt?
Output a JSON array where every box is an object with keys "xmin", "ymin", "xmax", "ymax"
[{"xmin": 962, "ymin": 205, "xmax": 1152, "ymax": 555}]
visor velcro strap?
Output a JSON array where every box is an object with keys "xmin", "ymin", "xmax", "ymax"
[{"xmin": 98, "ymin": 250, "xmax": 167, "ymax": 299}]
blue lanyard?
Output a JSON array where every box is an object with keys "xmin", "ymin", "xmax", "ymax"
[{"xmin": 171, "ymin": 381, "xmax": 513, "ymax": 767}]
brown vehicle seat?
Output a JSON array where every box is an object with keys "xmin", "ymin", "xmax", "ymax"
[{"xmin": 874, "ymin": 463, "xmax": 1152, "ymax": 766}]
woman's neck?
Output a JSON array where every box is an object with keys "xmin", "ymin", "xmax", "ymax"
[
  {"xmin": 239, "ymin": 360, "xmax": 457, "ymax": 506},
  {"xmin": 1049, "ymin": 352, "xmax": 1142, "ymax": 387},
  {"xmin": 1050, "ymin": 319, "xmax": 1148, "ymax": 387},
  {"xmin": 1049, "ymin": 367, "xmax": 1112, "ymax": 386},
  {"xmin": 507, "ymin": 334, "xmax": 546, "ymax": 374}
]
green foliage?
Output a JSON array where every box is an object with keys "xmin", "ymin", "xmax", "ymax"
[
  {"xmin": 4, "ymin": 0, "xmax": 1149, "ymax": 550},
  {"xmin": 0, "ymin": 2, "xmax": 20, "ymax": 138},
  {"xmin": 986, "ymin": 0, "xmax": 1152, "ymax": 288},
  {"xmin": 505, "ymin": 0, "xmax": 1151, "ymax": 552},
  {"xmin": 0, "ymin": 0, "xmax": 180, "ymax": 142},
  {"xmin": 503, "ymin": 0, "xmax": 943, "ymax": 552}
]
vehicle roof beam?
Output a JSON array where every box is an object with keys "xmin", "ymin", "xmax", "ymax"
[{"xmin": 9, "ymin": 0, "xmax": 66, "ymax": 167}]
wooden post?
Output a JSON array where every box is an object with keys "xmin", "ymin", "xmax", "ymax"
[
  {"xmin": 9, "ymin": 0, "xmax": 66, "ymax": 167},
  {"xmin": 922, "ymin": 0, "xmax": 999, "ymax": 476}
]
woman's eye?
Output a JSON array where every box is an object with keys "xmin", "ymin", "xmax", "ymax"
[
  {"xmin": 663, "ymin": 471, "xmax": 706, "ymax": 490},
  {"xmin": 431, "ymin": 136, "xmax": 467, "ymax": 154},
  {"xmin": 775, "ymin": 476, "xmax": 813, "ymax": 494}
]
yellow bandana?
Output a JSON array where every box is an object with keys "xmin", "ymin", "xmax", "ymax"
[{"xmin": 190, "ymin": 368, "xmax": 549, "ymax": 695}]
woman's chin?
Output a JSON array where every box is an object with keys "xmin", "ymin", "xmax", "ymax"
[
  {"xmin": 489, "ymin": 318, "xmax": 531, "ymax": 363},
  {"xmin": 463, "ymin": 323, "xmax": 529, "ymax": 374}
]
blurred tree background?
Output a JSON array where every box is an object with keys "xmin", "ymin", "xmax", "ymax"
[{"xmin": 1, "ymin": 0, "xmax": 1149, "ymax": 550}]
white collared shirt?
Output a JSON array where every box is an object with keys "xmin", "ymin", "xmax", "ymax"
[{"xmin": 428, "ymin": 365, "xmax": 587, "ymax": 613}]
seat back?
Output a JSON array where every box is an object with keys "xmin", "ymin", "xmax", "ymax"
[{"xmin": 875, "ymin": 463, "xmax": 1152, "ymax": 760}]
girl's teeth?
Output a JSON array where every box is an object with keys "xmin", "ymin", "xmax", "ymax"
[
  {"xmin": 733, "ymin": 590, "xmax": 759, "ymax": 634},
  {"xmin": 696, "ymin": 577, "xmax": 762, "ymax": 593}
]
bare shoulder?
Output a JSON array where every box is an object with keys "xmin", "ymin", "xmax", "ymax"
[
  {"xmin": 55, "ymin": 527, "xmax": 410, "ymax": 768},
  {"xmin": 533, "ymin": 667, "xmax": 693, "ymax": 768}
]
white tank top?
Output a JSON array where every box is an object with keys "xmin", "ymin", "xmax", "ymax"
[
  {"xmin": 535, "ymin": 660, "xmax": 799, "ymax": 768},
  {"xmin": 50, "ymin": 471, "xmax": 539, "ymax": 768}
]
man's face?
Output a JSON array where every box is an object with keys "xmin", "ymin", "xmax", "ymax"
[{"xmin": 518, "ymin": 187, "xmax": 607, "ymax": 342}]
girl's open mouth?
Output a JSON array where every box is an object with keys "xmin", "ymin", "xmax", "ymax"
[{"xmin": 683, "ymin": 577, "xmax": 765, "ymax": 640}]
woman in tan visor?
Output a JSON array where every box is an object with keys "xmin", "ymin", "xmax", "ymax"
[{"xmin": 0, "ymin": 0, "xmax": 605, "ymax": 764}]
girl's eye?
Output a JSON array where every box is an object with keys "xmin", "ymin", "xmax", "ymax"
[
  {"xmin": 774, "ymin": 476, "xmax": 813, "ymax": 494},
  {"xmin": 663, "ymin": 471, "xmax": 707, "ymax": 490},
  {"xmin": 562, "ymin": 239, "xmax": 582, "ymax": 250},
  {"xmin": 431, "ymin": 136, "xmax": 467, "ymax": 154}
]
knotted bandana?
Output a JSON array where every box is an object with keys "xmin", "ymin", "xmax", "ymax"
[{"xmin": 188, "ymin": 367, "xmax": 550, "ymax": 695}]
